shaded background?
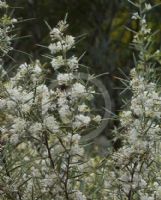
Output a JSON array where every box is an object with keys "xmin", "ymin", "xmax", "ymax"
[{"xmin": 7, "ymin": 0, "xmax": 161, "ymax": 153}]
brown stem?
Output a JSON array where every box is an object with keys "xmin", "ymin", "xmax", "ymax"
[
  {"xmin": 64, "ymin": 154, "xmax": 70, "ymax": 200},
  {"xmin": 43, "ymin": 131, "xmax": 55, "ymax": 168}
]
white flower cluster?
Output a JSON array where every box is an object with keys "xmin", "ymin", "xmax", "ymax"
[
  {"xmin": 130, "ymin": 70, "xmax": 161, "ymax": 119},
  {"xmin": 101, "ymin": 3, "xmax": 161, "ymax": 199},
  {"xmin": 1, "ymin": 1, "xmax": 159, "ymax": 199},
  {"xmin": 49, "ymin": 20, "xmax": 75, "ymax": 55},
  {"xmin": 0, "ymin": 2, "xmax": 17, "ymax": 56},
  {"xmin": 0, "ymin": 18, "xmax": 102, "ymax": 200},
  {"xmin": 0, "ymin": 0, "xmax": 8, "ymax": 8},
  {"xmin": 101, "ymin": 67, "xmax": 161, "ymax": 199},
  {"xmin": 132, "ymin": 4, "xmax": 151, "ymax": 47}
]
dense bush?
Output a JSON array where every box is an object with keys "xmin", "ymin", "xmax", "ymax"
[{"xmin": 0, "ymin": 0, "xmax": 161, "ymax": 199}]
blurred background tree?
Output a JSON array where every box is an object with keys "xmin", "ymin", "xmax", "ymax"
[{"xmin": 6, "ymin": 0, "xmax": 161, "ymax": 152}]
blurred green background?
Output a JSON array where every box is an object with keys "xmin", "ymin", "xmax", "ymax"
[{"xmin": 6, "ymin": 0, "xmax": 161, "ymax": 151}]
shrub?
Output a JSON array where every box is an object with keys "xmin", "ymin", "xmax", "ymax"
[{"xmin": 0, "ymin": 0, "xmax": 161, "ymax": 200}]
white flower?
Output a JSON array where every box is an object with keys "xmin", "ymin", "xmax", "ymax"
[
  {"xmin": 11, "ymin": 18, "xmax": 17, "ymax": 23},
  {"xmin": 71, "ymin": 83, "xmax": 86, "ymax": 98},
  {"xmin": 11, "ymin": 118, "xmax": 27, "ymax": 133},
  {"xmin": 120, "ymin": 110, "xmax": 132, "ymax": 126},
  {"xmin": 51, "ymin": 56, "xmax": 64, "ymax": 70},
  {"xmin": 32, "ymin": 60, "xmax": 42, "ymax": 74},
  {"xmin": 49, "ymin": 42, "xmax": 62, "ymax": 54},
  {"xmin": 128, "ymin": 128, "xmax": 138, "ymax": 143},
  {"xmin": 65, "ymin": 35, "xmax": 75, "ymax": 50},
  {"xmin": 72, "ymin": 134, "xmax": 81, "ymax": 143},
  {"xmin": 73, "ymin": 114, "xmax": 91, "ymax": 129},
  {"xmin": 50, "ymin": 28, "xmax": 61, "ymax": 39},
  {"xmin": 6, "ymin": 100, "xmax": 16, "ymax": 109},
  {"xmin": 0, "ymin": 1, "xmax": 8, "ymax": 8},
  {"xmin": 29, "ymin": 123, "xmax": 42, "ymax": 134},
  {"xmin": 74, "ymin": 191, "xmax": 87, "ymax": 200},
  {"xmin": 145, "ymin": 3, "xmax": 152, "ymax": 11},
  {"xmin": 36, "ymin": 85, "xmax": 51, "ymax": 114},
  {"xmin": 49, "ymin": 35, "xmax": 74, "ymax": 54},
  {"xmin": 67, "ymin": 56, "xmax": 79, "ymax": 69},
  {"xmin": 19, "ymin": 62, "xmax": 28, "ymax": 70},
  {"xmin": 10, "ymin": 133, "xmax": 19, "ymax": 145},
  {"xmin": 132, "ymin": 12, "xmax": 140, "ymax": 20},
  {"xmin": 156, "ymin": 186, "xmax": 161, "ymax": 196},
  {"xmin": 140, "ymin": 194, "xmax": 154, "ymax": 200},
  {"xmin": 78, "ymin": 104, "xmax": 88, "ymax": 112},
  {"xmin": 57, "ymin": 73, "xmax": 73, "ymax": 85},
  {"xmin": 0, "ymin": 98, "xmax": 6, "ymax": 109},
  {"xmin": 59, "ymin": 105, "xmax": 72, "ymax": 123},
  {"xmin": 93, "ymin": 115, "xmax": 101, "ymax": 123},
  {"xmin": 57, "ymin": 95, "xmax": 68, "ymax": 106},
  {"xmin": 6, "ymin": 87, "xmax": 33, "ymax": 105},
  {"xmin": 44, "ymin": 116, "xmax": 59, "ymax": 133},
  {"xmin": 36, "ymin": 84, "xmax": 49, "ymax": 94},
  {"xmin": 21, "ymin": 104, "xmax": 31, "ymax": 113}
]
